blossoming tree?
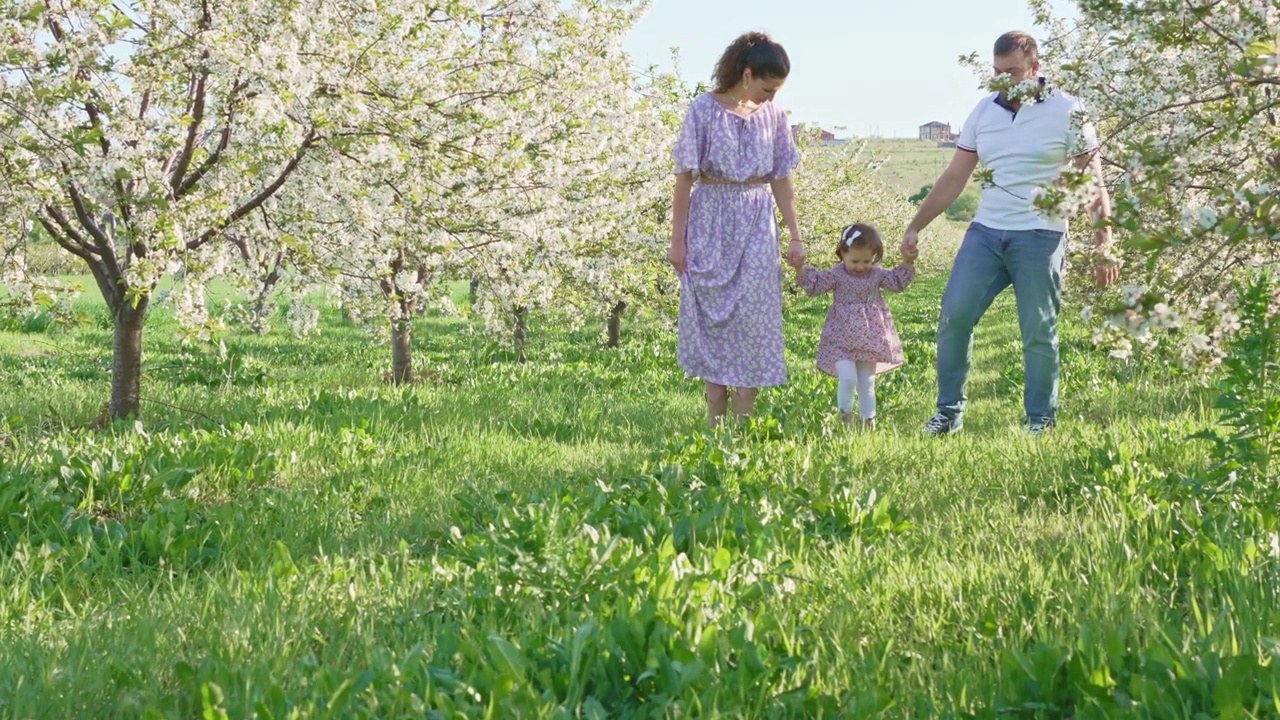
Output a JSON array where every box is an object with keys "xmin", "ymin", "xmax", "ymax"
[
  {"xmin": 0, "ymin": 0, "xmax": 668, "ymax": 411},
  {"xmin": 1009, "ymin": 0, "xmax": 1279, "ymax": 368},
  {"xmin": 0, "ymin": 0, "xmax": 494, "ymax": 418},
  {"xmin": 295, "ymin": 0, "xmax": 673, "ymax": 376}
]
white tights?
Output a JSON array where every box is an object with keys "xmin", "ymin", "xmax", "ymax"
[{"xmin": 835, "ymin": 360, "xmax": 877, "ymax": 420}]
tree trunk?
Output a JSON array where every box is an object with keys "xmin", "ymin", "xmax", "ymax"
[
  {"xmin": 469, "ymin": 277, "xmax": 480, "ymax": 306},
  {"xmin": 380, "ymin": 250, "xmax": 421, "ymax": 385},
  {"xmin": 74, "ymin": 228, "xmax": 149, "ymax": 423},
  {"xmin": 391, "ymin": 318, "xmax": 413, "ymax": 384},
  {"xmin": 250, "ymin": 252, "xmax": 284, "ymax": 333},
  {"xmin": 607, "ymin": 300, "xmax": 627, "ymax": 348},
  {"xmin": 514, "ymin": 306, "xmax": 528, "ymax": 364},
  {"xmin": 250, "ymin": 293, "xmax": 275, "ymax": 333},
  {"xmin": 111, "ymin": 300, "xmax": 148, "ymax": 420}
]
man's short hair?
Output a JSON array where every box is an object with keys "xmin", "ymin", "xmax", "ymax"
[{"xmin": 994, "ymin": 31, "xmax": 1039, "ymax": 64}]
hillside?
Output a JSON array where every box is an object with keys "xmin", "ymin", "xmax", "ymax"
[{"xmin": 865, "ymin": 137, "xmax": 958, "ymax": 195}]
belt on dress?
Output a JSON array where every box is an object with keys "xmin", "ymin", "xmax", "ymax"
[{"xmin": 697, "ymin": 175, "xmax": 769, "ymax": 185}]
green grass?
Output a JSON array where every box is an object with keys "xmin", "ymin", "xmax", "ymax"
[
  {"xmin": 1, "ymin": 268, "xmax": 1277, "ymax": 718},
  {"xmin": 867, "ymin": 138, "xmax": 957, "ymax": 195}
]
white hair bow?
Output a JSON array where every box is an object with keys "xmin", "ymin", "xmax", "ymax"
[{"xmin": 844, "ymin": 228, "xmax": 862, "ymax": 246}]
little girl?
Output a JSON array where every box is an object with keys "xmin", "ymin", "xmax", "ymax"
[{"xmin": 794, "ymin": 223, "xmax": 917, "ymax": 428}]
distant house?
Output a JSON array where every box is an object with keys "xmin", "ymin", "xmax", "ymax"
[
  {"xmin": 918, "ymin": 121, "xmax": 954, "ymax": 142},
  {"xmin": 791, "ymin": 125, "xmax": 836, "ymax": 143},
  {"xmin": 790, "ymin": 125, "xmax": 847, "ymax": 145}
]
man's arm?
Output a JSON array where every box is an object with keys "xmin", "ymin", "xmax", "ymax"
[
  {"xmin": 1072, "ymin": 150, "xmax": 1111, "ymax": 248},
  {"xmin": 900, "ymin": 150, "xmax": 979, "ymax": 257},
  {"xmin": 907, "ymin": 150, "xmax": 980, "ymax": 235},
  {"xmin": 1072, "ymin": 149, "xmax": 1119, "ymax": 288}
]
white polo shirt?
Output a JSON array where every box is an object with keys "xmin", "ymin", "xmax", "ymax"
[{"xmin": 956, "ymin": 84, "xmax": 1098, "ymax": 232}]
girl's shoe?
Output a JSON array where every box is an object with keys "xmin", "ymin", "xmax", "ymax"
[
  {"xmin": 861, "ymin": 416, "xmax": 876, "ymax": 431},
  {"xmin": 839, "ymin": 411, "xmax": 855, "ymax": 427}
]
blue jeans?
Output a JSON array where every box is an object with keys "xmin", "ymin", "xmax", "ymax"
[{"xmin": 936, "ymin": 222, "xmax": 1066, "ymax": 423}]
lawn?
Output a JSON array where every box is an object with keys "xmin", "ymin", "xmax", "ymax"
[{"xmin": 1, "ymin": 259, "xmax": 1277, "ymax": 717}]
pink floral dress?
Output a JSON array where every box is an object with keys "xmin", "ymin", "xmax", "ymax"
[{"xmin": 797, "ymin": 263, "xmax": 915, "ymax": 375}]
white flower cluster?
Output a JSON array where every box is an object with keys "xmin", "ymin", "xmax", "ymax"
[
  {"xmin": 286, "ymin": 301, "xmax": 320, "ymax": 340},
  {"xmin": 0, "ymin": 249, "xmax": 83, "ymax": 321},
  {"xmin": 1089, "ymin": 285, "xmax": 1181, "ymax": 360},
  {"xmin": 1087, "ymin": 285, "xmax": 1242, "ymax": 374},
  {"xmin": 1022, "ymin": 0, "xmax": 1279, "ymax": 377},
  {"xmin": 1030, "ymin": 169, "xmax": 1104, "ymax": 222},
  {"xmin": 1177, "ymin": 293, "xmax": 1241, "ymax": 372},
  {"xmin": 987, "ymin": 73, "xmax": 1046, "ymax": 105},
  {"xmin": 167, "ymin": 281, "xmax": 225, "ymax": 344}
]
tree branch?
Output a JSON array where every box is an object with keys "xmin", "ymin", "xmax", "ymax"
[
  {"xmin": 176, "ymin": 79, "xmax": 247, "ymax": 198},
  {"xmin": 170, "ymin": 67, "xmax": 210, "ymax": 193},
  {"xmin": 64, "ymin": 180, "xmax": 131, "ymax": 285},
  {"xmin": 44, "ymin": 206, "xmax": 122, "ymax": 307},
  {"xmin": 64, "ymin": 183, "xmax": 113, "ymax": 253},
  {"xmin": 1103, "ymin": 90, "xmax": 1236, "ymax": 142},
  {"xmin": 188, "ymin": 132, "xmax": 318, "ymax": 250},
  {"xmin": 1185, "ymin": 0, "xmax": 1245, "ymax": 53},
  {"xmin": 37, "ymin": 215, "xmax": 91, "ymax": 262}
]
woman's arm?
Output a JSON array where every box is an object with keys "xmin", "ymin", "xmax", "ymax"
[
  {"xmin": 668, "ymin": 172, "xmax": 694, "ymax": 273},
  {"xmin": 771, "ymin": 175, "xmax": 804, "ymax": 267}
]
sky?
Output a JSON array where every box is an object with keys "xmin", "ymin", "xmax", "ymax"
[{"xmin": 621, "ymin": 0, "xmax": 1077, "ymax": 138}]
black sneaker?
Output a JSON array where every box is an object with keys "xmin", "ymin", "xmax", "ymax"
[
  {"xmin": 924, "ymin": 412, "xmax": 962, "ymax": 436},
  {"xmin": 1026, "ymin": 417, "xmax": 1056, "ymax": 436}
]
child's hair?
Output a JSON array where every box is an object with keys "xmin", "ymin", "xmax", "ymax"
[
  {"xmin": 835, "ymin": 223, "xmax": 883, "ymax": 262},
  {"xmin": 712, "ymin": 32, "xmax": 790, "ymax": 93}
]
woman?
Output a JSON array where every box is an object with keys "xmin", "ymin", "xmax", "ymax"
[{"xmin": 669, "ymin": 31, "xmax": 806, "ymax": 427}]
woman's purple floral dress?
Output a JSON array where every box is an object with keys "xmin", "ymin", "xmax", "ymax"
[{"xmin": 673, "ymin": 92, "xmax": 800, "ymax": 388}]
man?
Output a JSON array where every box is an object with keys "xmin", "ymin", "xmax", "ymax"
[{"xmin": 901, "ymin": 31, "xmax": 1119, "ymax": 436}]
